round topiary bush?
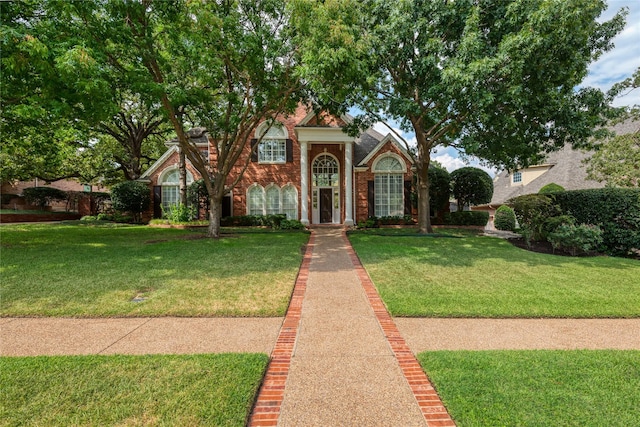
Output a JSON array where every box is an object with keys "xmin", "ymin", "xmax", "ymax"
[
  {"xmin": 110, "ymin": 181, "xmax": 150, "ymax": 223},
  {"xmin": 494, "ymin": 205, "xmax": 516, "ymax": 231},
  {"xmin": 539, "ymin": 183, "xmax": 565, "ymax": 194}
]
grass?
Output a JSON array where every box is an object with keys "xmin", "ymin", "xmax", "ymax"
[
  {"xmin": 0, "ymin": 209, "xmax": 75, "ymax": 214},
  {"xmin": 0, "ymin": 223, "xmax": 309, "ymax": 317},
  {"xmin": 348, "ymin": 229, "xmax": 640, "ymax": 317},
  {"xmin": 0, "ymin": 353, "xmax": 268, "ymax": 426},
  {"xmin": 418, "ymin": 350, "xmax": 640, "ymax": 427}
]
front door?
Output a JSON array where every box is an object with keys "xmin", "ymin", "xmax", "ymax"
[{"xmin": 320, "ymin": 188, "xmax": 333, "ymax": 223}]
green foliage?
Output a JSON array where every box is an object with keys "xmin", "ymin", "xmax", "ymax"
[
  {"xmin": 162, "ymin": 203, "xmax": 196, "ymax": 223},
  {"xmin": 443, "ymin": 211, "xmax": 490, "ymax": 226},
  {"xmin": 22, "ymin": 187, "xmax": 68, "ymax": 210},
  {"xmin": 450, "ymin": 167, "xmax": 494, "ymax": 211},
  {"xmin": 509, "ymin": 194, "xmax": 562, "ymax": 241},
  {"xmin": 548, "ymin": 224, "xmax": 604, "ymax": 256},
  {"xmin": 293, "ymin": 0, "xmax": 624, "ymax": 233},
  {"xmin": 428, "ymin": 167, "xmax": 451, "ymax": 216},
  {"xmin": 109, "ymin": 181, "xmax": 150, "ymax": 223},
  {"xmin": 357, "ymin": 217, "xmax": 380, "ymax": 229},
  {"xmin": 553, "ymin": 188, "xmax": 640, "ymax": 256},
  {"xmin": 280, "ymin": 219, "xmax": 305, "ymax": 230},
  {"xmin": 494, "ymin": 205, "xmax": 516, "ymax": 231},
  {"xmin": 539, "ymin": 183, "xmax": 565, "ymax": 194},
  {"xmin": 187, "ymin": 179, "xmax": 210, "ymax": 219},
  {"xmin": 220, "ymin": 214, "xmax": 288, "ymax": 228}
]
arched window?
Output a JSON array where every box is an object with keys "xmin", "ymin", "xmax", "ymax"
[
  {"xmin": 257, "ymin": 122, "xmax": 287, "ymax": 163},
  {"xmin": 266, "ymin": 186, "xmax": 281, "ymax": 215},
  {"xmin": 247, "ymin": 185, "xmax": 264, "ymax": 215},
  {"xmin": 282, "ymin": 185, "xmax": 298, "ymax": 219},
  {"xmin": 312, "ymin": 154, "xmax": 339, "ymax": 187},
  {"xmin": 373, "ymin": 155, "xmax": 404, "ymax": 217},
  {"xmin": 160, "ymin": 168, "xmax": 193, "ymax": 213}
]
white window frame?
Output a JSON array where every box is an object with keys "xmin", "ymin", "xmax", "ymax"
[
  {"xmin": 247, "ymin": 184, "xmax": 265, "ymax": 215},
  {"xmin": 159, "ymin": 167, "xmax": 194, "ymax": 214},
  {"xmin": 372, "ymin": 154, "xmax": 405, "ymax": 218},
  {"xmin": 282, "ymin": 184, "xmax": 298, "ymax": 219},
  {"xmin": 256, "ymin": 121, "xmax": 288, "ymax": 164},
  {"xmin": 265, "ymin": 185, "xmax": 281, "ymax": 215}
]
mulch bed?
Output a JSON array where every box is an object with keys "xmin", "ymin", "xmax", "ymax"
[{"xmin": 507, "ymin": 237, "xmax": 604, "ymax": 257}]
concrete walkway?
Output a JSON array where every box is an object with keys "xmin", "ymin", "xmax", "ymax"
[{"xmin": 249, "ymin": 228, "xmax": 452, "ymax": 427}]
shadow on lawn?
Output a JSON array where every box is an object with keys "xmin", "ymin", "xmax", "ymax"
[{"xmin": 349, "ymin": 231, "xmax": 639, "ymax": 271}]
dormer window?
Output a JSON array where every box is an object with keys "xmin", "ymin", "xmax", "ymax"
[{"xmin": 512, "ymin": 171, "xmax": 522, "ymax": 184}]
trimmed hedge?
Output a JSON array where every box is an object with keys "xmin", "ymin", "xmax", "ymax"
[
  {"xmin": 443, "ymin": 211, "xmax": 490, "ymax": 226},
  {"xmin": 220, "ymin": 214, "xmax": 287, "ymax": 228},
  {"xmin": 494, "ymin": 205, "xmax": 516, "ymax": 231},
  {"xmin": 552, "ymin": 188, "xmax": 640, "ymax": 256},
  {"xmin": 22, "ymin": 187, "xmax": 67, "ymax": 209}
]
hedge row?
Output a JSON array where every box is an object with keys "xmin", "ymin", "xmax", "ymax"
[
  {"xmin": 511, "ymin": 188, "xmax": 640, "ymax": 256},
  {"xmin": 552, "ymin": 188, "xmax": 640, "ymax": 256}
]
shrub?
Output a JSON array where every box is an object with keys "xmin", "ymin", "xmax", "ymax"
[
  {"xmin": 110, "ymin": 181, "xmax": 150, "ymax": 223},
  {"xmin": 553, "ymin": 188, "xmax": 640, "ymax": 256},
  {"xmin": 444, "ymin": 211, "xmax": 490, "ymax": 226},
  {"xmin": 163, "ymin": 203, "xmax": 196, "ymax": 223},
  {"xmin": 494, "ymin": 205, "xmax": 516, "ymax": 231},
  {"xmin": 539, "ymin": 183, "xmax": 565, "ymax": 194},
  {"xmin": 219, "ymin": 214, "xmax": 287, "ymax": 228},
  {"xmin": 280, "ymin": 219, "xmax": 305, "ymax": 230},
  {"xmin": 509, "ymin": 194, "xmax": 561, "ymax": 240},
  {"xmin": 357, "ymin": 217, "xmax": 379, "ymax": 229},
  {"xmin": 428, "ymin": 166, "xmax": 451, "ymax": 216},
  {"xmin": 1, "ymin": 193, "xmax": 17, "ymax": 205},
  {"xmin": 80, "ymin": 215, "xmax": 97, "ymax": 221},
  {"xmin": 22, "ymin": 187, "xmax": 67, "ymax": 210},
  {"xmin": 547, "ymin": 224, "xmax": 604, "ymax": 256}
]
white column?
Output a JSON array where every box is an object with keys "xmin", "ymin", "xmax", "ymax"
[
  {"xmin": 344, "ymin": 141, "xmax": 354, "ymax": 226},
  {"xmin": 300, "ymin": 141, "xmax": 309, "ymax": 225}
]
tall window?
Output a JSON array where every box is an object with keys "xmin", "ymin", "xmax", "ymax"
[
  {"xmin": 373, "ymin": 156, "xmax": 404, "ymax": 217},
  {"xmin": 160, "ymin": 168, "xmax": 193, "ymax": 213},
  {"xmin": 258, "ymin": 125, "xmax": 287, "ymax": 163},
  {"xmin": 312, "ymin": 155, "xmax": 339, "ymax": 187},
  {"xmin": 248, "ymin": 185, "xmax": 264, "ymax": 215},
  {"xmin": 512, "ymin": 171, "xmax": 522, "ymax": 184},
  {"xmin": 282, "ymin": 185, "xmax": 298, "ymax": 219},
  {"xmin": 266, "ymin": 186, "xmax": 280, "ymax": 215}
]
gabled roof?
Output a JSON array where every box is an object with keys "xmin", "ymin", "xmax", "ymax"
[
  {"xmin": 166, "ymin": 127, "xmax": 209, "ymax": 146},
  {"xmin": 140, "ymin": 145, "xmax": 180, "ymax": 179},
  {"xmin": 356, "ymin": 133, "xmax": 413, "ymax": 167}
]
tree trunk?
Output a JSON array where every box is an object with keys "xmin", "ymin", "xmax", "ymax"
[
  {"xmin": 179, "ymin": 148, "xmax": 187, "ymax": 205},
  {"xmin": 207, "ymin": 196, "xmax": 223, "ymax": 238},
  {"xmin": 416, "ymin": 163, "xmax": 433, "ymax": 234}
]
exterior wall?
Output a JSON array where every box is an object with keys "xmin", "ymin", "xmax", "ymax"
[
  {"xmin": 514, "ymin": 165, "xmax": 552, "ymax": 186},
  {"xmin": 1, "ymin": 179, "xmax": 107, "ymax": 212},
  {"xmin": 354, "ymin": 141, "xmax": 414, "ymax": 223}
]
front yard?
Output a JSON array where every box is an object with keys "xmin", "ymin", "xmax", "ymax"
[
  {"xmin": 0, "ymin": 223, "xmax": 309, "ymax": 317},
  {"xmin": 348, "ymin": 229, "xmax": 640, "ymax": 317},
  {"xmin": 0, "ymin": 353, "xmax": 268, "ymax": 426}
]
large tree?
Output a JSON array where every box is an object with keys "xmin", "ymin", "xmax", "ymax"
[
  {"xmin": 50, "ymin": 0, "xmax": 302, "ymax": 237},
  {"xmin": 586, "ymin": 67, "xmax": 640, "ymax": 187},
  {"xmin": 1, "ymin": 1, "xmax": 167, "ymax": 184},
  {"xmin": 294, "ymin": 0, "xmax": 626, "ymax": 233}
]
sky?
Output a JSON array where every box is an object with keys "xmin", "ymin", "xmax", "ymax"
[{"xmin": 370, "ymin": 0, "xmax": 640, "ymax": 176}]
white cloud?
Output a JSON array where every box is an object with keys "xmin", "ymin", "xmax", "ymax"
[{"xmin": 583, "ymin": 0, "xmax": 640, "ymax": 107}]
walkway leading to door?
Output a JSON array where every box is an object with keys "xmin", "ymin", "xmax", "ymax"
[{"xmin": 249, "ymin": 228, "xmax": 453, "ymax": 427}]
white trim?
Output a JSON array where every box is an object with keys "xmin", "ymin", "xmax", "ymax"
[
  {"xmin": 140, "ymin": 146, "xmax": 179, "ymax": 179},
  {"xmin": 300, "ymin": 141, "xmax": 309, "ymax": 225},
  {"xmin": 246, "ymin": 183, "xmax": 265, "ymax": 215},
  {"xmin": 256, "ymin": 120, "xmax": 289, "ymax": 139},
  {"xmin": 358, "ymin": 134, "xmax": 412, "ymax": 167},
  {"xmin": 371, "ymin": 152, "xmax": 408, "ymax": 173},
  {"xmin": 297, "ymin": 109, "xmax": 352, "ymax": 127},
  {"xmin": 295, "ymin": 127, "xmax": 354, "ymax": 143},
  {"xmin": 158, "ymin": 164, "xmax": 194, "ymax": 185},
  {"xmin": 344, "ymin": 142, "xmax": 354, "ymax": 226}
]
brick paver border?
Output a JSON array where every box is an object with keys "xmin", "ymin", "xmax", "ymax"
[
  {"xmin": 248, "ymin": 232, "xmax": 315, "ymax": 427},
  {"xmin": 342, "ymin": 232, "xmax": 457, "ymax": 427}
]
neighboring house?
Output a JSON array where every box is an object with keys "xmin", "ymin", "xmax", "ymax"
[
  {"xmin": 140, "ymin": 104, "xmax": 414, "ymax": 225},
  {"xmin": 1, "ymin": 179, "xmax": 107, "ymax": 213}
]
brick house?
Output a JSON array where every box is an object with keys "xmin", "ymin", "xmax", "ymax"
[{"xmin": 140, "ymin": 104, "xmax": 414, "ymax": 225}]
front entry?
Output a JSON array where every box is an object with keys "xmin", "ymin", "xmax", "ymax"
[{"xmin": 320, "ymin": 189, "xmax": 333, "ymax": 223}]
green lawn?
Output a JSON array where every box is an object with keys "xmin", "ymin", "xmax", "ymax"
[
  {"xmin": 0, "ymin": 353, "xmax": 268, "ymax": 427},
  {"xmin": 418, "ymin": 350, "xmax": 640, "ymax": 427},
  {"xmin": 349, "ymin": 229, "xmax": 640, "ymax": 317},
  {"xmin": 0, "ymin": 223, "xmax": 308, "ymax": 317}
]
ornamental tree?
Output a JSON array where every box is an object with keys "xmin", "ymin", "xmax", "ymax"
[
  {"xmin": 293, "ymin": 0, "xmax": 626, "ymax": 233},
  {"xmin": 450, "ymin": 167, "xmax": 493, "ymax": 211}
]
